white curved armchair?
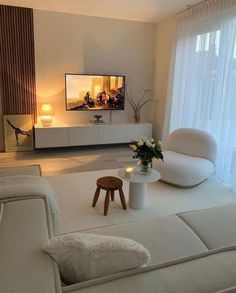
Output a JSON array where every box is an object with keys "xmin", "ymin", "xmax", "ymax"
[{"xmin": 155, "ymin": 128, "xmax": 217, "ymax": 187}]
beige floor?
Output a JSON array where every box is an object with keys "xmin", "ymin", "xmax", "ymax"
[{"xmin": 0, "ymin": 145, "xmax": 133, "ymax": 176}]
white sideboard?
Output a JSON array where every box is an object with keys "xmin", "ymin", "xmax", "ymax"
[{"xmin": 34, "ymin": 122, "xmax": 152, "ymax": 149}]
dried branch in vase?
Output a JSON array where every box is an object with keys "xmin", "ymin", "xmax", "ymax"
[{"xmin": 126, "ymin": 87, "xmax": 154, "ymax": 123}]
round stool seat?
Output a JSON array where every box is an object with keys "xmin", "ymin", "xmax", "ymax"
[
  {"xmin": 92, "ymin": 176, "xmax": 126, "ymax": 216},
  {"xmin": 97, "ymin": 176, "xmax": 122, "ymax": 190}
]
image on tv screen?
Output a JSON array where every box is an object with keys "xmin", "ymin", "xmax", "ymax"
[{"xmin": 65, "ymin": 74, "xmax": 125, "ymax": 111}]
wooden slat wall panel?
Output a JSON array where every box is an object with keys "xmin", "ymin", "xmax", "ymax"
[{"xmin": 0, "ymin": 5, "xmax": 36, "ymax": 121}]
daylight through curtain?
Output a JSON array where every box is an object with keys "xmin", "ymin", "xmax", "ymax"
[{"xmin": 165, "ymin": 0, "xmax": 236, "ymax": 188}]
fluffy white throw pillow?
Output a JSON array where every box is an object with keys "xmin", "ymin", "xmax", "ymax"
[{"xmin": 42, "ymin": 233, "xmax": 151, "ymax": 284}]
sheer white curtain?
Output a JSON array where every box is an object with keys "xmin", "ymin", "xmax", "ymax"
[{"xmin": 165, "ymin": 0, "xmax": 236, "ymax": 188}]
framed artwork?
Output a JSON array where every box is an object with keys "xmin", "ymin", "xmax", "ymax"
[{"xmin": 4, "ymin": 114, "xmax": 34, "ymax": 152}]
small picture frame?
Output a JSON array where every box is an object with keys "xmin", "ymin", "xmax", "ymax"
[{"xmin": 4, "ymin": 114, "xmax": 34, "ymax": 152}]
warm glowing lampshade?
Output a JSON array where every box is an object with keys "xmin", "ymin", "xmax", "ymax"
[
  {"xmin": 41, "ymin": 104, "xmax": 53, "ymax": 114},
  {"xmin": 40, "ymin": 104, "xmax": 53, "ymax": 127}
]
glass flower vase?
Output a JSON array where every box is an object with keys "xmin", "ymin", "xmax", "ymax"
[{"xmin": 137, "ymin": 159, "xmax": 152, "ymax": 175}]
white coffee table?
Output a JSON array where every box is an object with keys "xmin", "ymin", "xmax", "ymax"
[{"xmin": 117, "ymin": 168, "xmax": 161, "ymax": 210}]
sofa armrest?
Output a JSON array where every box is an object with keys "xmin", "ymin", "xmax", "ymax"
[
  {"xmin": 0, "ymin": 164, "xmax": 42, "ymax": 177},
  {"xmin": 0, "ymin": 197, "xmax": 61, "ymax": 293}
]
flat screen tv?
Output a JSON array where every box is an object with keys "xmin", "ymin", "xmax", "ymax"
[{"xmin": 65, "ymin": 74, "xmax": 125, "ymax": 111}]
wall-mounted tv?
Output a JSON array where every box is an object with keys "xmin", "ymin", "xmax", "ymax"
[{"xmin": 65, "ymin": 74, "xmax": 125, "ymax": 111}]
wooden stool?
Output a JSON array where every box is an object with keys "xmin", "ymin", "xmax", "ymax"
[{"xmin": 92, "ymin": 176, "xmax": 127, "ymax": 216}]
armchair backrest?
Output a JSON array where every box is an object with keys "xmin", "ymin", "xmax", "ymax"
[{"xmin": 166, "ymin": 128, "xmax": 217, "ymax": 164}]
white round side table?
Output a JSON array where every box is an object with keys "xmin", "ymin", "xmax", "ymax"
[{"xmin": 117, "ymin": 168, "xmax": 161, "ymax": 210}]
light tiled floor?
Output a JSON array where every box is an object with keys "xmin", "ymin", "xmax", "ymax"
[{"xmin": 0, "ymin": 144, "xmax": 133, "ymax": 176}]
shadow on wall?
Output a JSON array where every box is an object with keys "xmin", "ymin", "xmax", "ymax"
[
  {"xmin": 83, "ymin": 33, "xmax": 131, "ymax": 123},
  {"xmin": 152, "ymin": 98, "xmax": 166, "ymax": 141},
  {"xmin": 83, "ymin": 33, "xmax": 128, "ymax": 74},
  {"xmin": 83, "ymin": 33, "xmax": 153, "ymax": 124}
]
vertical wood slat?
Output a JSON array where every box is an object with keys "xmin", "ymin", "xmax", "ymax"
[{"xmin": 0, "ymin": 5, "xmax": 36, "ymax": 122}]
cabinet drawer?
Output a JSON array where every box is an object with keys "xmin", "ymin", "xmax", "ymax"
[
  {"xmin": 35, "ymin": 127, "xmax": 69, "ymax": 148},
  {"xmin": 69, "ymin": 126, "xmax": 99, "ymax": 146},
  {"xmin": 99, "ymin": 125, "xmax": 127, "ymax": 144}
]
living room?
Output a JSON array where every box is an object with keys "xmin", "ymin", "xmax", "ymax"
[{"xmin": 1, "ymin": 0, "xmax": 236, "ymax": 292}]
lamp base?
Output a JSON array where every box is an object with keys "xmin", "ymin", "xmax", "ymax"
[{"xmin": 41, "ymin": 115, "xmax": 53, "ymax": 127}]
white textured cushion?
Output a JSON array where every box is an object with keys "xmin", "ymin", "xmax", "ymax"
[
  {"xmin": 42, "ymin": 233, "xmax": 151, "ymax": 284},
  {"xmin": 155, "ymin": 151, "xmax": 215, "ymax": 187}
]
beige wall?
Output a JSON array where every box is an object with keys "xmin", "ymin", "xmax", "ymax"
[
  {"xmin": 0, "ymin": 10, "xmax": 175, "ymax": 152},
  {"xmin": 34, "ymin": 10, "xmax": 155, "ymax": 125},
  {"xmin": 152, "ymin": 16, "xmax": 176, "ymax": 140}
]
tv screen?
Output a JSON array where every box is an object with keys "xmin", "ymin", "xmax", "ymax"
[{"xmin": 65, "ymin": 74, "xmax": 125, "ymax": 111}]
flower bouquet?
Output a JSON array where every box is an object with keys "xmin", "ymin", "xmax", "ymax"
[{"xmin": 130, "ymin": 137, "xmax": 163, "ymax": 174}]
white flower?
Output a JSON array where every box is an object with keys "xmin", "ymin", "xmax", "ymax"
[
  {"xmin": 146, "ymin": 140, "xmax": 153, "ymax": 148},
  {"xmin": 150, "ymin": 138, "xmax": 154, "ymax": 143},
  {"xmin": 137, "ymin": 139, "xmax": 143, "ymax": 146},
  {"xmin": 132, "ymin": 145, "xmax": 137, "ymax": 151}
]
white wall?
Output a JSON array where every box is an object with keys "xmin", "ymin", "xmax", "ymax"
[
  {"xmin": 152, "ymin": 16, "xmax": 176, "ymax": 140},
  {"xmin": 34, "ymin": 10, "xmax": 155, "ymax": 125}
]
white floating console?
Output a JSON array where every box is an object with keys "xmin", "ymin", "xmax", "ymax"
[{"xmin": 34, "ymin": 122, "xmax": 152, "ymax": 149}]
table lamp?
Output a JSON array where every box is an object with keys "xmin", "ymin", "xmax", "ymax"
[{"xmin": 40, "ymin": 104, "xmax": 53, "ymax": 127}]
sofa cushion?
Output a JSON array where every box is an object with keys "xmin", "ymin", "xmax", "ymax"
[
  {"xmin": 155, "ymin": 151, "xmax": 215, "ymax": 187},
  {"xmin": 42, "ymin": 233, "xmax": 151, "ymax": 284},
  {"xmin": 178, "ymin": 203, "xmax": 236, "ymax": 249},
  {"xmin": 63, "ymin": 249, "xmax": 236, "ymax": 293},
  {"xmin": 0, "ymin": 198, "xmax": 61, "ymax": 293},
  {"xmin": 80, "ymin": 215, "xmax": 208, "ymax": 265}
]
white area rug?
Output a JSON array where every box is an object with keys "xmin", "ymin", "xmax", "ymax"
[{"xmin": 46, "ymin": 169, "xmax": 236, "ymax": 234}]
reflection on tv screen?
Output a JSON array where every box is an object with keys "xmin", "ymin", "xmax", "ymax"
[{"xmin": 65, "ymin": 74, "xmax": 125, "ymax": 111}]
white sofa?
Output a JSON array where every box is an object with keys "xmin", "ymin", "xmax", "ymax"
[
  {"xmin": 1, "ymin": 196, "xmax": 236, "ymax": 293},
  {"xmin": 1, "ymin": 166, "xmax": 236, "ymax": 293}
]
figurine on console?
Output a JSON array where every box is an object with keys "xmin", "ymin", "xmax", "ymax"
[{"xmin": 90, "ymin": 115, "xmax": 105, "ymax": 124}]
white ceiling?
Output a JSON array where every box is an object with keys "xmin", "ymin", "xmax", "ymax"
[{"xmin": 0, "ymin": 0, "xmax": 200, "ymax": 23}]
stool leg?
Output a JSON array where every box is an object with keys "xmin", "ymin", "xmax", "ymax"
[
  {"xmin": 111, "ymin": 190, "xmax": 115, "ymax": 201},
  {"xmin": 118, "ymin": 188, "xmax": 127, "ymax": 210},
  {"xmin": 104, "ymin": 191, "xmax": 110, "ymax": 216},
  {"xmin": 92, "ymin": 187, "xmax": 100, "ymax": 207}
]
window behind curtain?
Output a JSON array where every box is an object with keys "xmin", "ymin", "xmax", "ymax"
[{"xmin": 168, "ymin": 2, "xmax": 236, "ymax": 187}]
